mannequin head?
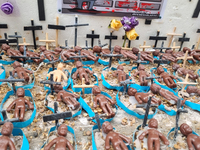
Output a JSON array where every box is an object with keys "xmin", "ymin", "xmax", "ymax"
[
  {"xmin": 102, "ymin": 121, "xmax": 113, "ymax": 134},
  {"xmin": 150, "ymin": 84, "xmax": 161, "ymax": 94},
  {"xmin": 127, "ymin": 88, "xmax": 137, "ymax": 96},
  {"xmin": 1, "ymin": 122, "xmax": 13, "ymax": 137},
  {"xmin": 58, "ymin": 124, "xmax": 68, "ymax": 137},
  {"xmin": 180, "ymin": 123, "xmax": 193, "ymax": 136},
  {"xmin": 92, "ymin": 86, "xmax": 101, "ymax": 95}
]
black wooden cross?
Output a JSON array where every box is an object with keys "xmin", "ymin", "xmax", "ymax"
[
  {"xmin": 105, "ymin": 32, "xmax": 118, "ymax": 51},
  {"xmin": 46, "ymin": 56, "xmax": 61, "ymax": 71},
  {"xmin": 10, "ymin": 45, "xmax": 40, "ymax": 65},
  {"xmin": 0, "ymin": 110, "xmax": 20, "ymax": 125},
  {"xmin": 120, "ymin": 79, "xmax": 135, "ymax": 95},
  {"xmin": 133, "ymin": 53, "xmax": 147, "ymax": 68},
  {"xmin": 88, "ymin": 113, "xmax": 108, "ymax": 131},
  {"xmin": 8, "ymin": 32, "xmax": 22, "ymax": 50},
  {"xmin": 0, "ymin": 24, "xmax": 7, "ymax": 29},
  {"xmin": 122, "ymin": 35, "xmax": 139, "ymax": 48},
  {"xmin": 0, "ymin": 71, "xmax": 25, "ymax": 94},
  {"xmin": 43, "ymin": 102, "xmax": 72, "ymax": 129},
  {"xmin": 140, "ymin": 96, "xmax": 154, "ymax": 127},
  {"xmin": 86, "ymin": 30, "xmax": 100, "ymax": 47},
  {"xmin": 146, "ymin": 71, "xmax": 160, "ymax": 85},
  {"xmin": 66, "ymin": 15, "xmax": 89, "ymax": 47},
  {"xmin": 153, "ymin": 41, "xmax": 171, "ymax": 52},
  {"xmin": 0, "ymin": 33, "xmax": 17, "ymax": 45},
  {"xmin": 40, "ymin": 74, "xmax": 61, "ymax": 95},
  {"xmin": 149, "ymin": 31, "xmax": 167, "ymax": 47},
  {"xmin": 102, "ymin": 48, "xmax": 123, "ymax": 68},
  {"xmin": 178, "ymin": 33, "xmax": 190, "ymax": 51},
  {"xmin": 153, "ymin": 55, "xmax": 170, "ymax": 68},
  {"xmin": 173, "ymin": 98, "xmax": 188, "ymax": 139},
  {"xmin": 24, "ymin": 20, "xmax": 42, "ymax": 49},
  {"xmin": 197, "ymin": 29, "xmax": 200, "ymax": 33}
]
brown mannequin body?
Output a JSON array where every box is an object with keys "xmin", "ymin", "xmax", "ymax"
[
  {"xmin": 47, "ymin": 63, "xmax": 67, "ymax": 82},
  {"xmin": 186, "ymin": 86, "xmax": 200, "ymax": 96},
  {"xmin": 132, "ymin": 47, "xmax": 154, "ymax": 62},
  {"xmin": 127, "ymin": 88, "xmax": 161, "ymax": 105},
  {"xmin": 112, "ymin": 65, "xmax": 131, "ymax": 83},
  {"xmin": 40, "ymin": 46, "xmax": 59, "ymax": 61},
  {"xmin": 54, "ymin": 85, "xmax": 80, "ymax": 110},
  {"xmin": 102, "ymin": 121, "xmax": 131, "ymax": 150},
  {"xmin": 114, "ymin": 45, "xmax": 138, "ymax": 60},
  {"xmin": 93, "ymin": 46, "xmax": 111, "ymax": 54},
  {"xmin": 19, "ymin": 46, "xmax": 44, "ymax": 64},
  {"xmin": 61, "ymin": 49, "xmax": 78, "ymax": 61},
  {"xmin": 92, "ymin": 86, "xmax": 116, "ymax": 118},
  {"xmin": 12, "ymin": 61, "xmax": 33, "ymax": 82},
  {"xmin": 153, "ymin": 50, "xmax": 177, "ymax": 62},
  {"xmin": 138, "ymin": 118, "xmax": 169, "ymax": 150},
  {"xmin": 72, "ymin": 61, "xmax": 93, "ymax": 85},
  {"xmin": 74, "ymin": 46, "xmax": 99, "ymax": 62},
  {"xmin": 44, "ymin": 124, "xmax": 74, "ymax": 150},
  {"xmin": 1, "ymin": 44, "xmax": 23, "ymax": 61},
  {"xmin": 172, "ymin": 63, "xmax": 198, "ymax": 80},
  {"xmin": 0, "ymin": 122, "xmax": 16, "ymax": 150},
  {"xmin": 180, "ymin": 123, "xmax": 200, "ymax": 150},
  {"xmin": 157, "ymin": 66, "xmax": 177, "ymax": 88},
  {"xmin": 6, "ymin": 88, "xmax": 34, "ymax": 121},
  {"xmin": 1, "ymin": 44, "xmax": 10, "ymax": 51},
  {"xmin": 133, "ymin": 64, "xmax": 150, "ymax": 86},
  {"xmin": 150, "ymin": 84, "xmax": 186, "ymax": 105}
]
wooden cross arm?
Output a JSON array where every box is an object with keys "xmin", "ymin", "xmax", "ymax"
[
  {"xmin": 177, "ymin": 56, "xmax": 193, "ymax": 60},
  {"xmin": 19, "ymin": 43, "xmax": 29, "ymax": 45},
  {"xmin": 39, "ymin": 40, "xmax": 55, "ymax": 42},
  {"xmin": 139, "ymin": 45, "xmax": 151, "ymax": 48},
  {"xmin": 167, "ymin": 33, "xmax": 182, "ymax": 36},
  {"xmin": 171, "ymin": 46, "xmax": 180, "ymax": 49},
  {"xmin": 73, "ymin": 85, "xmax": 95, "ymax": 88},
  {"xmin": 177, "ymin": 82, "xmax": 198, "ymax": 85}
]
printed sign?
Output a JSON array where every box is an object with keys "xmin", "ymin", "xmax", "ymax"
[{"xmin": 58, "ymin": 0, "xmax": 167, "ymax": 18}]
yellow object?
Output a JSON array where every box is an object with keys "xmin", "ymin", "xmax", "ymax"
[
  {"xmin": 126, "ymin": 28, "xmax": 139, "ymax": 40},
  {"xmin": 47, "ymin": 63, "xmax": 68, "ymax": 82},
  {"xmin": 110, "ymin": 19, "xmax": 122, "ymax": 31}
]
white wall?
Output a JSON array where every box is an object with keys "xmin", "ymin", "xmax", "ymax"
[{"xmin": 0, "ymin": 0, "xmax": 200, "ymax": 49}]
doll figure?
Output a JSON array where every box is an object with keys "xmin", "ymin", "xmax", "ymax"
[
  {"xmin": 7, "ymin": 88, "xmax": 34, "ymax": 121},
  {"xmin": 157, "ymin": 66, "xmax": 177, "ymax": 88},
  {"xmin": 19, "ymin": 46, "xmax": 44, "ymax": 64},
  {"xmin": 1, "ymin": 44, "xmax": 23, "ymax": 61},
  {"xmin": 186, "ymin": 86, "xmax": 200, "ymax": 96},
  {"xmin": 47, "ymin": 63, "xmax": 68, "ymax": 82},
  {"xmin": 61, "ymin": 49, "xmax": 78, "ymax": 61},
  {"xmin": 72, "ymin": 61, "xmax": 93, "ymax": 85},
  {"xmin": 0, "ymin": 122, "xmax": 16, "ymax": 150},
  {"xmin": 150, "ymin": 84, "xmax": 186, "ymax": 105},
  {"xmin": 74, "ymin": 46, "xmax": 99, "ymax": 62},
  {"xmin": 172, "ymin": 63, "xmax": 198, "ymax": 80},
  {"xmin": 114, "ymin": 45, "xmax": 138, "ymax": 60},
  {"xmin": 127, "ymin": 88, "xmax": 161, "ymax": 105},
  {"xmin": 44, "ymin": 124, "xmax": 74, "ymax": 150},
  {"xmin": 133, "ymin": 64, "xmax": 150, "ymax": 86},
  {"xmin": 132, "ymin": 47, "xmax": 154, "ymax": 62},
  {"xmin": 112, "ymin": 65, "xmax": 131, "ymax": 83},
  {"xmin": 54, "ymin": 85, "xmax": 80, "ymax": 110},
  {"xmin": 180, "ymin": 123, "xmax": 200, "ymax": 150},
  {"xmin": 93, "ymin": 46, "xmax": 111, "ymax": 54},
  {"xmin": 153, "ymin": 50, "xmax": 177, "ymax": 62},
  {"xmin": 92, "ymin": 86, "xmax": 116, "ymax": 118},
  {"xmin": 102, "ymin": 121, "xmax": 131, "ymax": 150},
  {"xmin": 138, "ymin": 118, "xmax": 169, "ymax": 150},
  {"xmin": 40, "ymin": 46, "xmax": 59, "ymax": 61},
  {"xmin": 12, "ymin": 61, "xmax": 33, "ymax": 82}
]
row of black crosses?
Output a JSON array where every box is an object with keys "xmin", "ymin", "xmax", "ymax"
[{"xmin": 1, "ymin": 20, "xmax": 199, "ymax": 51}]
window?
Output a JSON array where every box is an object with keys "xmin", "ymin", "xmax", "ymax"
[{"xmin": 115, "ymin": 1, "xmax": 137, "ymax": 8}]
